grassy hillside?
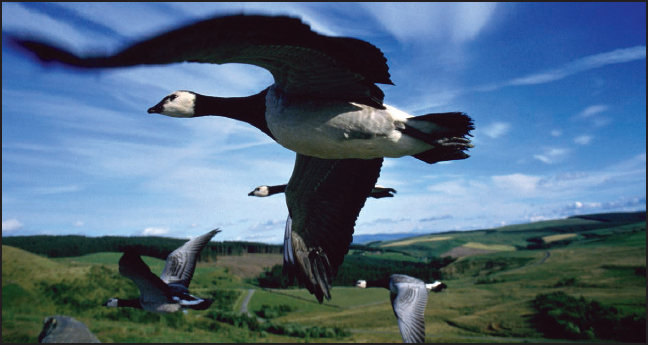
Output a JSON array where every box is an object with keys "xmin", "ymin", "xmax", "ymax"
[
  {"xmin": 2, "ymin": 212, "xmax": 645, "ymax": 343},
  {"xmin": 364, "ymin": 211, "xmax": 645, "ymax": 258}
]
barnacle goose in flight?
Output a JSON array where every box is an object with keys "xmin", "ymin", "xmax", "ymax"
[
  {"xmin": 103, "ymin": 229, "xmax": 219, "ymax": 313},
  {"xmin": 249, "ymin": 183, "xmax": 396, "ymax": 199},
  {"xmin": 9, "ymin": 14, "xmax": 473, "ymax": 303},
  {"xmin": 356, "ymin": 275, "xmax": 447, "ymax": 343}
]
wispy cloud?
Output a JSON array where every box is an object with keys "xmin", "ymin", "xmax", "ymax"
[
  {"xmin": 574, "ymin": 135, "xmax": 593, "ymax": 145},
  {"xmin": 509, "ymin": 46, "xmax": 646, "ymax": 86},
  {"xmin": 482, "ymin": 122, "xmax": 511, "ymax": 139},
  {"xmin": 556, "ymin": 196, "xmax": 646, "ymax": 216},
  {"xmin": 420, "ymin": 215, "xmax": 453, "ymax": 222},
  {"xmin": 414, "ymin": 46, "xmax": 646, "ymax": 109},
  {"xmin": 140, "ymin": 227, "xmax": 170, "ymax": 236},
  {"xmin": 533, "ymin": 148, "xmax": 570, "ymax": 164},
  {"xmin": 361, "ymin": 3, "xmax": 497, "ymax": 44},
  {"xmin": 578, "ymin": 105, "xmax": 609, "ymax": 118},
  {"xmin": 492, "ymin": 173, "xmax": 541, "ymax": 194},
  {"xmin": 574, "ymin": 105, "xmax": 611, "ymax": 128},
  {"xmin": 2, "ymin": 219, "xmax": 24, "ymax": 232}
]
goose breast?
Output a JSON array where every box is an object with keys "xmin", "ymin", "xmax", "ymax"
[{"xmin": 265, "ymin": 86, "xmax": 431, "ymax": 159}]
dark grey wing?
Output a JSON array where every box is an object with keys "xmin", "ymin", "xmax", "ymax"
[
  {"xmin": 118, "ymin": 251, "xmax": 171, "ymax": 302},
  {"xmin": 284, "ymin": 153, "xmax": 383, "ymax": 303},
  {"xmin": 8, "ymin": 14, "xmax": 392, "ymax": 108},
  {"xmin": 391, "ymin": 276, "xmax": 428, "ymax": 343},
  {"xmin": 160, "ymin": 229, "xmax": 219, "ymax": 289}
]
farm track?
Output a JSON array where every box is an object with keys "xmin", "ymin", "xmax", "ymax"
[
  {"xmin": 538, "ymin": 251, "xmax": 551, "ymax": 264},
  {"xmin": 239, "ymin": 289, "xmax": 255, "ymax": 317}
]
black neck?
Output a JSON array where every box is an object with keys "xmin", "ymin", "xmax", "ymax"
[
  {"xmin": 268, "ymin": 184, "xmax": 288, "ymax": 195},
  {"xmin": 366, "ymin": 277, "xmax": 391, "ymax": 289},
  {"xmin": 193, "ymin": 88, "xmax": 275, "ymax": 140},
  {"xmin": 118, "ymin": 298, "xmax": 143, "ymax": 309}
]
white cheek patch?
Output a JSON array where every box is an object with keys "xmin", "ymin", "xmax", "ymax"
[{"xmin": 161, "ymin": 92, "xmax": 196, "ymax": 118}]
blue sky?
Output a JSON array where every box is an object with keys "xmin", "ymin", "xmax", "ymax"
[{"xmin": 2, "ymin": 2, "xmax": 646, "ymax": 243}]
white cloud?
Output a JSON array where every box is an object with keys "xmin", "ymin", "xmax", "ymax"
[
  {"xmin": 482, "ymin": 122, "xmax": 511, "ymax": 139},
  {"xmin": 492, "ymin": 173, "xmax": 541, "ymax": 193},
  {"xmin": 550, "ymin": 130, "xmax": 562, "ymax": 137},
  {"xmin": 141, "ymin": 227, "xmax": 170, "ymax": 236},
  {"xmin": 73, "ymin": 220, "xmax": 84, "ymax": 227},
  {"xmin": 533, "ymin": 148, "xmax": 570, "ymax": 164},
  {"xmin": 574, "ymin": 105, "xmax": 611, "ymax": 128},
  {"xmin": 509, "ymin": 46, "xmax": 646, "ymax": 86},
  {"xmin": 578, "ymin": 105, "xmax": 608, "ymax": 118},
  {"xmin": 574, "ymin": 135, "xmax": 593, "ymax": 145},
  {"xmin": 2, "ymin": 219, "xmax": 24, "ymax": 232}
]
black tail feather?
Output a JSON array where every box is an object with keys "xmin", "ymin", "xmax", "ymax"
[{"xmin": 401, "ymin": 112, "xmax": 475, "ymax": 164}]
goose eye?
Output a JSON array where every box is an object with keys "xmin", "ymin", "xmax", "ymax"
[{"xmin": 168, "ymin": 94, "xmax": 178, "ymax": 101}]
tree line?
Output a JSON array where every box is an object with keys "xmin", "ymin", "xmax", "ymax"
[{"xmin": 2, "ymin": 235, "xmax": 282, "ymax": 262}]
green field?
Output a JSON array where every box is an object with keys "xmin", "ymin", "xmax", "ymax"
[{"xmin": 2, "ymin": 212, "xmax": 645, "ymax": 343}]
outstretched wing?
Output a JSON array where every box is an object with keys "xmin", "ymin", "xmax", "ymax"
[
  {"xmin": 160, "ymin": 229, "xmax": 220, "ymax": 289},
  {"xmin": 284, "ymin": 153, "xmax": 383, "ymax": 302},
  {"xmin": 8, "ymin": 14, "xmax": 392, "ymax": 108},
  {"xmin": 390, "ymin": 276, "xmax": 429, "ymax": 343},
  {"xmin": 118, "ymin": 251, "xmax": 171, "ymax": 303}
]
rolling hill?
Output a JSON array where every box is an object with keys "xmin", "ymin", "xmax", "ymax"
[{"xmin": 2, "ymin": 211, "xmax": 645, "ymax": 343}]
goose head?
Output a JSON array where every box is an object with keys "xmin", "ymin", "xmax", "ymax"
[
  {"xmin": 355, "ymin": 280, "xmax": 367, "ymax": 288},
  {"xmin": 426, "ymin": 281, "xmax": 447, "ymax": 292},
  {"xmin": 248, "ymin": 185, "xmax": 270, "ymax": 197},
  {"xmin": 102, "ymin": 298, "xmax": 120, "ymax": 308},
  {"xmin": 148, "ymin": 90, "xmax": 196, "ymax": 118}
]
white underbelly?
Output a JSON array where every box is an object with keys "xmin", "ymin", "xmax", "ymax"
[{"xmin": 265, "ymin": 88, "xmax": 431, "ymax": 159}]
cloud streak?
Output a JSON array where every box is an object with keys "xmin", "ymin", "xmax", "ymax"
[{"xmin": 509, "ymin": 46, "xmax": 646, "ymax": 86}]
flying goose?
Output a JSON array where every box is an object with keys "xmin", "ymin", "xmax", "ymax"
[
  {"xmin": 356, "ymin": 275, "xmax": 447, "ymax": 343},
  {"xmin": 248, "ymin": 183, "xmax": 397, "ymax": 199},
  {"xmin": 10, "ymin": 14, "xmax": 473, "ymax": 164},
  {"xmin": 103, "ymin": 229, "xmax": 219, "ymax": 313},
  {"xmin": 9, "ymin": 14, "xmax": 474, "ymax": 302}
]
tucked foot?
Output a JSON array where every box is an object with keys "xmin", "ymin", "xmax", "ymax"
[{"xmin": 435, "ymin": 137, "xmax": 474, "ymax": 148}]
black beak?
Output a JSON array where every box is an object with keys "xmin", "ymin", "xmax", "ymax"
[
  {"xmin": 147, "ymin": 106, "xmax": 160, "ymax": 114},
  {"xmin": 147, "ymin": 100, "xmax": 164, "ymax": 114},
  {"xmin": 248, "ymin": 191, "xmax": 255, "ymax": 196}
]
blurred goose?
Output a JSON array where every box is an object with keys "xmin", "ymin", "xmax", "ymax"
[
  {"xmin": 249, "ymin": 183, "xmax": 396, "ymax": 199},
  {"xmin": 38, "ymin": 315, "xmax": 101, "ymax": 343},
  {"xmin": 9, "ymin": 14, "xmax": 473, "ymax": 303},
  {"xmin": 356, "ymin": 275, "xmax": 447, "ymax": 343},
  {"xmin": 103, "ymin": 229, "xmax": 219, "ymax": 313}
]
